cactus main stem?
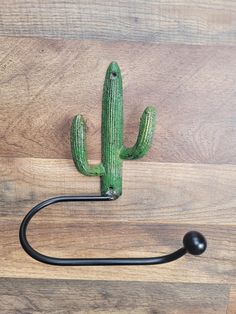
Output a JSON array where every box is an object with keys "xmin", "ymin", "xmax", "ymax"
[
  {"xmin": 101, "ymin": 62, "xmax": 123, "ymax": 197},
  {"xmin": 70, "ymin": 61, "xmax": 157, "ymax": 198}
]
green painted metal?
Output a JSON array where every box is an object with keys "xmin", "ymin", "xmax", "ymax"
[{"xmin": 71, "ymin": 62, "xmax": 156, "ymax": 198}]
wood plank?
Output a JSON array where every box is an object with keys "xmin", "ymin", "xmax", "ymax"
[
  {"xmin": 0, "ymin": 278, "xmax": 229, "ymax": 314},
  {"xmin": 228, "ymin": 286, "xmax": 236, "ymax": 314},
  {"xmin": 0, "ymin": 37, "xmax": 236, "ymax": 163},
  {"xmin": 0, "ymin": 219, "xmax": 235, "ymax": 284},
  {"xmin": 1, "ymin": 157, "xmax": 235, "ymax": 225},
  {"xmin": 0, "ymin": 158, "xmax": 235, "ymax": 283},
  {"xmin": 0, "ymin": 1, "xmax": 235, "ymax": 45}
]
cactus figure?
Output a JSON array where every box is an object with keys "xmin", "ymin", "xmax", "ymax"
[{"xmin": 71, "ymin": 62, "xmax": 156, "ymax": 198}]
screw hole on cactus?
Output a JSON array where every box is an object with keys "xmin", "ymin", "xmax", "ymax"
[{"xmin": 110, "ymin": 72, "xmax": 117, "ymax": 79}]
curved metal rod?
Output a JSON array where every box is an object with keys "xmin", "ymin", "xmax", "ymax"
[{"xmin": 19, "ymin": 195, "xmax": 207, "ymax": 266}]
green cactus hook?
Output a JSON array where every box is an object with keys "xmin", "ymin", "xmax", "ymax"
[
  {"xmin": 20, "ymin": 61, "xmax": 207, "ymax": 266},
  {"xmin": 71, "ymin": 62, "xmax": 157, "ymax": 198}
]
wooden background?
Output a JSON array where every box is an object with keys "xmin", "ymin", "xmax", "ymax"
[
  {"xmin": 0, "ymin": 1, "xmax": 236, "ymax": 313},
  {"xmin": 0, "ymin": 0, "xmax": 236, "ymax": 45}
]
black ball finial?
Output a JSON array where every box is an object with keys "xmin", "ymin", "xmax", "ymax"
[{"xmin": 183, "ymin": 231, "xmax": 207, "ymax": 255}]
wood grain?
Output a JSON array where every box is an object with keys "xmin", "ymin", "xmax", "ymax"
[
  {"xmin": 0, "ymin": 278, "xmax": 230, "ymax": 314},
  {"xmin": 228, "ymin": 286, "xmax": 236, "ymax": 314},
  {"xmin": 0, "ymin": 219, "xmax": 235, "ymax": 284},
  {"xmin": 0, "ymin": 32, "xmax": 235, "ymax": 312},
  {"xmin": 1, "ymin": 157, "xmax": 235, "ymax": 225},
  {"xmin": 0, "ymin": 158, "xmax": 235, "ymax": 283},
  {"xmin": 0, "ymin": 37, "xmax": 236, "ymax": 163},
  {"xmin": 0, "ymin": 1, "xmax": 235, "ymax": 45}
]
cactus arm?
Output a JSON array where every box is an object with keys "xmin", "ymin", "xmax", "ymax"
[
  {"xmin": 120, "ymin": 106, "xmax": 156, "ymax": 160},
  {"xmin": 70, "ymin": 115, "xmax": 105, "ymax": 176}
]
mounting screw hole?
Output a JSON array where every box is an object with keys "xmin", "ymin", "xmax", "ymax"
[{"xmin": 110, "ymin": 72, "xmax": 117, "ymax": 79}]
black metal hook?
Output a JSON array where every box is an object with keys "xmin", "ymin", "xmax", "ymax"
[{"xmin": 19, "ymin": 195, "xmax": 207, "ymax": 266}]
